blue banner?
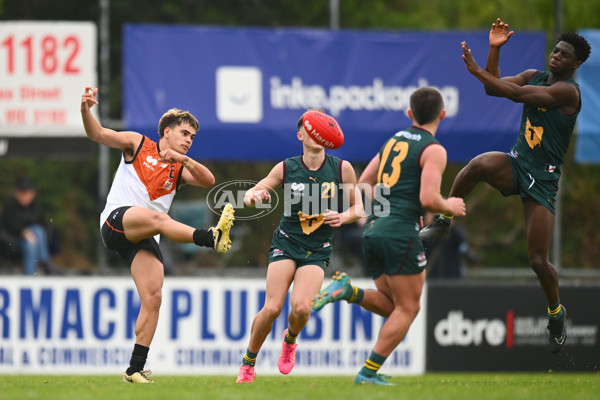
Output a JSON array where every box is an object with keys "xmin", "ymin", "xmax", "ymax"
[
  {"xmin": 0, "ymin": 277, "xmax": 425, "ymax": 375},
  {"xmin": 575, "ymin": 29, "xmax": 600, "ymax": 164},
  {"xmin": 123, "ymin": 25, "xmax": 545, "ymax": 162}
]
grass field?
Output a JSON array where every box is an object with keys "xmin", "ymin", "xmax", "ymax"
[{"xmin": 1, "ymin": 373, "xmax": 599, "ymax": 400}]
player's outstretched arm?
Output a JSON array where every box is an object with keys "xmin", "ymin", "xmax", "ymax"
[
  {"xmin": 462, "ymin": 43, "xmax": 546, "ymax": 101},
  {"xmin": 489, "ymin": 18, "xmax": 514, "ymax": 48},
  {"xmin": 80, "ymin": 86, "xmax": 141, "ymax": 153},
  {"xmin": 244, "ymin": 162, "xmax": 284, "ymax": 208},
  {"xmin": 485, "ymin": 18, "xmax": 514, "ymax": 78},
  {"xmin": 463, "ymin": 42, "xmax": 578, "ymax": 109},
  {"xmin": 419, "ymin": 144, "xmax": 466, "ymax": 217},
  {"xmin": 180, "ymin": 158, "xmax": 215, "ymax": 188}
]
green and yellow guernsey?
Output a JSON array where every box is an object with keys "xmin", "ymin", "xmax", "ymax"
[
  {"xmin": 511, "ymin": 71, "xmax": 580, "ymax": 180},
  {"xmin": 277, "ymin": 154, "xmax": 343, "ymax": 251},
  {"xmin": 364, "ymin": 126, "xmax": 439, "ymax": 238}
]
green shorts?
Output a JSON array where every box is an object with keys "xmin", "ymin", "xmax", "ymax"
[
  {"xmin": 267, "ymin": 229, "xmax": 331, "ymax": 270},
  {"xmin": 362, "ymin": 235, "xmax": 427, "ymax": 279},
  {"xmin": 508, "ymin": 155, "xmax": 559, "ymax": 214}
]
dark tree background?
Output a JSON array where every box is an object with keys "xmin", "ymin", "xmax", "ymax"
[{"xmin": 1, "ymin": 0, "xmax": 599, "ymax": 272}]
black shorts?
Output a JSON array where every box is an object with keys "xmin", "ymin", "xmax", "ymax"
[{"xmin": 101, "ymin": 206, "xmax": 163, "ymax": 265}]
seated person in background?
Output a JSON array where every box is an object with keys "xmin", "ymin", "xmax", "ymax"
[{"xmin": 1, "ymin": 178, "xmax": 57, "ymax": 275}]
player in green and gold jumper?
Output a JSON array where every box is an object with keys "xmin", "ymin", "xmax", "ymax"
[
  {"xmin": 419, "ymin": 18, "xmax": 591, "ymax": 353},
  {"xmin": 236, "ymin": 110, "xmax": 363, "ymax": 383},
  {"xmin": 313, "ymin": 87, "xmax": 466, "ymax": 385}
]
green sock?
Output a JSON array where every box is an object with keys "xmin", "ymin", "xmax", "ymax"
[
  {"xmin": 284, "ymin": 329, "xmax": 298, "ymax": 344},
  {"xmin": 548, "ymin": 302, "xmax": 563, "ymax": 320},
  {"xmin": 242, "ymin": 348, "xmax": 258, "ymax": 367},
  {"xmin": 440, "ymin": 214, "xmax": 453, "ymax": 223},
  {"xmin": 359, "ymin": 351, "xmax": 387, "ymax": 377},
  {"xmin": 348, "ymin": 286, "xmax": 364, "ymax": 304}
]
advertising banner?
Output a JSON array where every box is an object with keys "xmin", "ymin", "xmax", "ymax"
[
  {"xmin": 0, "ymin": 277, "xmax": 426, "ymax": 376},
  {"xmin": 123, "ymin": 25, "xmax": 545, "ymax": 162},
  {"xmin": 0, "ymin": 22, "xmax": 97, "ymax": 137},
  {"xmin": 426, "ymin": 282, "xmax": 599, "ymax": 371},
  {"xmin": 575, "ymin": 29, "xmax": 600, "ymax": 164}
]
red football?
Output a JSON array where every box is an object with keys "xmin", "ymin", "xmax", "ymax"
[{"xmin": 302, "ymin": 110, "xmax": 344, "ymax": 149}]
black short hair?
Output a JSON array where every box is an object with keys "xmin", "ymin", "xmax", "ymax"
[
  {"xmin": 15, "ymin": 178, "xmax": 34, "ymax": 191},
  {"xmin": 558, "ymin": 32, "xmax": 591, "ymax": 63},
  {"xmin": 409, "ymin": 87, "xmax": 444, "ymax": 125}
]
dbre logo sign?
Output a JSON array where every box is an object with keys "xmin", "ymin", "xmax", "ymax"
[{"xmin": 434, "ymin": 311, "xmax": 506, "ymax": 347}]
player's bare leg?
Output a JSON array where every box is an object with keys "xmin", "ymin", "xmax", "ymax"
[
  {"xmin": 371, "ymin": 272, "xmax": 424, "ymax": 356},
  {"xmin": 122, "ymin": 206, "xmax": 195, "ymax": 242},
  {"xmin": 355, "ymin": 271, "xmax": 425, "ymax": 386},
  {"xmin": 237, "ymin": 259, "xmax": 295, "ymax": 382},
  {"xmin": 421, "ymin": 152, "xmax": 514, "ymax": 241},
  {"xmin": 122, "ymin": 205, "xmax": 234, "ymax": 253},
  {"xmin": 451, "ymin": 152, "xmax": 515, "ymax": 197},
  {"xmin": 247, "ymin": 260, "xmax": 295, "ymax": 352},
  {"xmin": 288, "ymin": 264, "xmax": 324, "ymax": 333},
  {"xmin": 352, "ymin": 286, "xmax": 394, "ymax": 317},
  {"xmin": 123, "ymin": 250, "xmax": 164, "ymax": 383},
  {"xmin": 523, "ymin": 199, "xmax": 566, "ymax": 352},
  {"xmin": 523, "ymin": 199, "xmax": 559, "ymax": 303},
  {"xmin": 279, "ymin": 264, "xmax": 324, "ymax": 374}
]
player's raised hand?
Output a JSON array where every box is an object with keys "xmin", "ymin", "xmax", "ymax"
[
  {"xmin": 489, "ymin": 18, "xmax": 514, "ymax": 48},
  {"xmin": 81, "ymin": 86, "xmax": 98, "ymax": 112},
  {"xmin": 461, "ymin": 41, "xmax": 480, "ymax": 74}
]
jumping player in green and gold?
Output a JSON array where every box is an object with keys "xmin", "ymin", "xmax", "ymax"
[
  {"xmin": 419, "ymin": 18, "xmax": 591, "ymax": 353},
  {"xmin": 236, "ymin": 110, "xmax": 363, "ymax": 383},
  {"xmin": 313, "ymin": 87, "xmax": 466, "ymax": 385}
]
